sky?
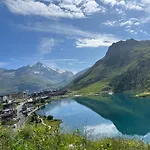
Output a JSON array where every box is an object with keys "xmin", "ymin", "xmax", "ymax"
[{"xmin": 0, "ymin": 0, "xmax": 150, "ymax": 73}]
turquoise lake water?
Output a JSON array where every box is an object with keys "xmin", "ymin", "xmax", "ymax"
[{"xmin": 36, "ymin": 94, "xmax": 150, "ymax": 141}]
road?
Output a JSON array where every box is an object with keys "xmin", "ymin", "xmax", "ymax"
[
  {"xmin": 14, "ymin": 103, "xmax": 39, "ymax": 132},
  {"xmin": 13, "ymin": 102, "xmax": 26, "ymax": 132}
]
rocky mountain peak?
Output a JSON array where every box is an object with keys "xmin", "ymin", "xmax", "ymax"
[{"xmin": 33, "ymin": 62, "xmax": 46, "ymax": 68}]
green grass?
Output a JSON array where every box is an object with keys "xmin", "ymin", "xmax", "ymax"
[
  {"xmin": 0, "ymin": 125, "xmax": 150, "ymax": 150},
  {"xmin": 136, "ymin": 92, "xmax": 150, "ymax": 97},
  {"xmin": 44, "ymin": 119, "xmax": 61, "ymax": 129},
  {"xmin": 76, "ymin": 80, "xmax": 109, "ymax": 95},
  {"xmin": 25, "ymin": 113, "xmax": 61, "ymax": 132},
  {"xmin": 0, "ymin": 104, "xmax": 3, "ymax": 109}
]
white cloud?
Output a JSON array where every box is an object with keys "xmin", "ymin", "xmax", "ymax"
[
  {"xmin": 2, "ymin": 0, "xmax": 106, "ymax": 19},
  {"xmin": 104, "ymin": 18, "xmax": 140, "ymax": 27},
  {"xmin": 141, "ymin": 0, "xmax": 150, "ymax": 3},
  {"xmin": 103, "ymin": 14, "xmax": 150, "ymax": 35},
  {"xmin": 18, "ymin": 22, "xmax": 119, "ymax": 39},
  {"xmin": 100, "ymin": 0, "xmax": 144, "ymax": 11},
  {"xmin": 125, "ymin": 1, "xmax": 143, "ymax": 11},
  {"xmin": 81, "ymin": 1, "xmax": 106, "ymax": 14},
  {"xmin": 3, "ymin": 0, "xmax": 84, "ymax": 18},
  {"xmin": 120, "ymin": 18, "xmax": 140, "ymax": 27},
  {"xmin": 76, "ymin": 35, "xmax": 119, "ymax": 48},
  {"xmin": 20, "ymin": 22, "xmax": 99, "ymax": 38},
  {"xmin": 115, "ymin": 8, "xmax": 126, "ymax": 18},
  {"xmin": 140, "ymin": 30, "xmax": 149, "ymax": 35},
  {"xmin": 104, "ymin": 20, "xmax": 118, "ymax": 26},
  {"xmin": 101, "ymin": 0, "xmax": 125, "ymax": 6},
  {"xmin": 103, "ymin": 18, "xmax": 141, "ymax": 34},
  {"xmin": 100, "ymin": 0, "xmax": 150, "ymax": 13},
  {"xmin": 39, "ymin": 38, "xmax": 56, "ymax": 55},
  {"xmin": 17, "ymin": 22, "xmax": 120, "ymax": 48},
  {"xmin": 125, "ymin": 29, "xmax": 137, "ymax": 34}
]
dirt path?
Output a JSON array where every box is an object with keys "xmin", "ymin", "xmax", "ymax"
[{"xmin": 38, "ymin": 116, "xmax": 52, "ymax": 129}]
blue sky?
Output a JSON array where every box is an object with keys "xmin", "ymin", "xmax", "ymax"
[{"xmin": 0, "ymin": 0, "xmax": 150, "ymax": 73}]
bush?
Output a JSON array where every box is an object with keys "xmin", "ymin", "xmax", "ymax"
[{"xmin": 47, "ymin": 115, "xmax": 53, "ymax": 120}]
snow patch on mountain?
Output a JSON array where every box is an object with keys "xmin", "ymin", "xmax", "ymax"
[
  {"xmin": 33, "ymin": 71, "xmax": 40, "ymax": 74},
  {"xmin": 51, "ymin": 68, "xmax": 68, "ymax": 74}
]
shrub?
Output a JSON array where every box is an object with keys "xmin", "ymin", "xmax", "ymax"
[{"xmin": 47, "ymin": 115, "xmax": 53, "ymax": 120}]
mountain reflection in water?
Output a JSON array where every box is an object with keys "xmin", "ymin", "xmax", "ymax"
[{"xmin": 37, "ymin": 94, "xmax": 150, "ymax": 141}]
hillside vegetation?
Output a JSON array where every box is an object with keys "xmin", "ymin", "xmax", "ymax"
[
  {"xmin": 68, "ymin": 39, "xmax": 150, "ymax": 94},
  {"xmin": 0, "ymin": 125, "xmax": 150, "ymax": 150}
]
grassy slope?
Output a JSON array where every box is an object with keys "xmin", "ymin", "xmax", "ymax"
[
  {"xmin": 68, "ymin": 40, "xmax": 150, "ymax": 94},
  {"xmin": 76, "ymin": 80, "xmax": 109, "ymax": 95},
  {"xmin": 0, "ymin": 74, "xmax": 60, "ymax": 94}
]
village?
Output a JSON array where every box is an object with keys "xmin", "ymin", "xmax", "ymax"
[{"xmin": 0, "ymin": 89, "xmax": 67, "ymax": 129}]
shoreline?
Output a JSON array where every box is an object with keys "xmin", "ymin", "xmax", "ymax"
[{"xmin": 136, "ymin": 92, "xmax": 150, "ymax": 98}]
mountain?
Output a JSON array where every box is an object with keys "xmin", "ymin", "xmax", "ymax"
[
  {"xmin": 68, "ymin": 39, "xmax": 150, "ymax": 94},
  {"xmin": 0, "ymin": 62, "xmax": 74, "ymax": 94},
  {"xmin": 73, "ymin": 68, "xmax": 89, "ymax": 79}
]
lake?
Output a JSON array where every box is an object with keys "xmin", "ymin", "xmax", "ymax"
[{"xmin": 36, "ymin": 94, "xmax": 150, "ymax": 142}]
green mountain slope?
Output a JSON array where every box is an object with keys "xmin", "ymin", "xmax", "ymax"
[{"xmin": 68, "ymin": 39, "xmax": 150, "ymax": 94}]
